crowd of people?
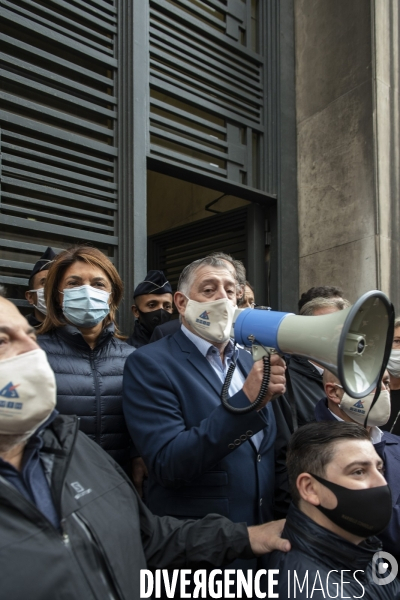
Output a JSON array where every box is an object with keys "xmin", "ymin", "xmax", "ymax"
[{"xmin": 1, "ymin": 243, "xmax": 400, "ymax": 599}]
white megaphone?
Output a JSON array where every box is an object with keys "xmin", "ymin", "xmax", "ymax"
[{"xmin": 232, "ymin": 290, "xmax": 392, "ymax": 399}]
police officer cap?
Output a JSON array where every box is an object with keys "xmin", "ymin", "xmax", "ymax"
[
  {"xmin": 30, "ymin": 247, "xmax": 57, "ymax": 280},
  {"xmin": 133, "ymin": 270, "xmax": 173, "ymax": 298}
]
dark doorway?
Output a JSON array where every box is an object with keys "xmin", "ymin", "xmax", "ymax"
[{"xmin": 148, "ymin": 205, "xmax": 270, "ymax": 306}]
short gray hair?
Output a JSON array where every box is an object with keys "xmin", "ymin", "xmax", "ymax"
[
  {"xmin": 178, "ymin": 256, "xmax": 238, "ymax": 296},
  {"xmin": 207, "ymin": 252, "xmax": 246, "ymax": 287},
  {"xmin": 300, "ymin": 296, "xmax": 351, "ymax": 316}
]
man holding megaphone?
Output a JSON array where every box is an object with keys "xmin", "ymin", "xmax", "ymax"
[{"xmin": 123, "ymin": 256, "xmax": 287, "ymax": 579}]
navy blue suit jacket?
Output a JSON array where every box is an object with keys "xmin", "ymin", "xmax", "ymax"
[
  {"xmin": 315, "ymin": 397, "xmax": 400, "ymax": 563},
  {"xmin": 123, "ymin": 329, "xmax": 277, "ymax": 527}
]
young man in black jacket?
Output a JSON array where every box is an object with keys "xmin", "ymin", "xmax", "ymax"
[
  {"xmin": 0, "ymin": 295, "xmax": 289, "ymax": 600},
  {"xmin": 268, "ymin": 421, "xmax": 400, "ymax": 599}
]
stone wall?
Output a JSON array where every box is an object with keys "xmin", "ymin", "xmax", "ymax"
[{"xmin": 295, "ymin": 0, "xmax": 400, "ymax": 311}]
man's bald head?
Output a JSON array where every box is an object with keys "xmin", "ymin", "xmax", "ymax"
[
  {"xmin": 0, "ymin": 297, "xmax": 39, "ymax": 361},
  {"xmin": 0, "ymin": 296, "xmax": 26, "ymax": 324},
  {"xmin": 323, "ymin": 369, "xmax": 339, "ymax": 387}
]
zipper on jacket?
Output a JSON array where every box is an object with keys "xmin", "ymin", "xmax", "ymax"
[
  {"xmin": 72, "ymin": 512, "xmax": 121, "ymax": 600},
  {"xmin": 53, "ymin": 417, "xmax": 80, "ymax": 519},
  {"xmin": 90, "ymin": 350, "xmax": 102, "ymax": 446},
  {"xmin": 60, "ymin": 517, "xmax": 70, "ymax": 547}
]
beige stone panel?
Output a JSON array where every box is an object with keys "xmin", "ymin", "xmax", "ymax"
[
  {"xmin": 374, "ymin": 78, "xmax": 392, "ymax": 239},
  {"xmin": 297, "ymin": 80, "xmax": 375, "ymax": 258},
  {"xmin": 377, "ymin": 235, "xmax": 400, "ymax": 313},
  {"xmin": 373, "ymin": 0, "xmax": 400, "ymax": 242},
  {"xmin": 372, "ymin": 0, "xmax": 400, "ymax": 310},
  {"xmin": 373, "ymin": 0, "xmax": 393, "ymax": 87},
  {"xmin": 295, "ymin": 0, "xmax": 372, "ymax": 124},
  {"xmin": 299, "ymin": 235, "xmax": 377, "ymax": 303}
]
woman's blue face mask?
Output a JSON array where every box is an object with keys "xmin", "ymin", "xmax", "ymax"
[{"xmin": 61, "ymin": 284, "xmax": 110, "ymax": 328}]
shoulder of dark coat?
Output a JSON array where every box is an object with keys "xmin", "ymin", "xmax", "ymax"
[
  {"xmin": 45, "ymin": 414, "xmax": 130, "ymax": 474},
  {"xmin": 382, "ymin": 430, "xmax": 400, "ymax": 445}
]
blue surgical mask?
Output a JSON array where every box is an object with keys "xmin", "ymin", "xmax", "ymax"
[{"xmin": 61, "ymin": 285, "xmax": 110, "ymax": 328}]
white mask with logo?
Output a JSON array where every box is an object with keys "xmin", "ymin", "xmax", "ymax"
[
  {"xmin": 184, "ymin": 297, "xmax": 236, "ymax": 343},
  {"xmin": 339, "ymin": 388, "xmax": 391, "ymax": 427},
  {"xmin": 0, "ymin": 349, "xmax": 56, "ymax": 435},
  {"xmin": 387, "ymin": 349, "xmax": 400, "ymax": 378}
]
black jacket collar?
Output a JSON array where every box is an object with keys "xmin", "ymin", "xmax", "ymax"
[
  {"xmin": 287, "ymin": 354, "xmax": 323, "ymax": 382},
  {"xmin": 285, "ymin": 504, "xmax": 381, "ymax": 572},
  {"xmin": 127, "ymin": 320, "xmax": 151, "ymax": 348},
  {"xmin": 314, "ymin": 397, "xmax": 336, "ymax": 421}
]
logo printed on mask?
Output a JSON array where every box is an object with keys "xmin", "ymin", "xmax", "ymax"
[
  {"xmin": 0, "ymin": 401, "xmax": 23, "ymax": 409},
  {"xmin": 0, "ymin": 382, "xmax": 20, "ymax": 398},
  {"xmin": 185, "ymin": 297, "xmax": 236, "ymax": 343},
  {"xmin": 339, "ymin": 389, "xmax": 391, "ymax": 427},
  {"xmin": 196, "ymin": 310, "xmax": 211, "ymax": 327},
  {"xmin": 0, "ymin": 349, "xmax": 56, "ymax": 436},
  {"xmin": 349, "ymin": 399, "xmax": 366, "ymax": 415}
]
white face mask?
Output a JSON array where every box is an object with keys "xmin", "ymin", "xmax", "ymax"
[
  {"xmin": 387, "ymin": 349, "xmax": 400, "ymax": 378},
  {"xmin": 338, "ymin": 388, "xmax": 391, "ymax": 427},
  {"xmin": 29, "ymin": 287, "xmax": 47, "ymax": 315},
  {"xmin": 184, "ymin": 297, "xmax": 236, "ymax": 343},
  {"xmin": 0, "ymin": 349, "xmax": 56, "ymax": 435}
]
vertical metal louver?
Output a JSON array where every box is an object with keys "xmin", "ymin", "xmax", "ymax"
[
  {"xmin": 148, "ymin": 0, "xmax": 278, "ymax": 194},
  {"xmin": 148, "ymin": 207, "xmax": 248, "ymax": 291},
  {"xmin": 0, "ymin": 0, "xmax": 117, "ymax": 304}
]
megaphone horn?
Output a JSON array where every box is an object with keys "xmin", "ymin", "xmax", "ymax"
[{"xmin": 233, "ymin": 290, "xmax": 393, "ymax": 400}]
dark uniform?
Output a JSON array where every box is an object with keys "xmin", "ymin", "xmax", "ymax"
[
  {"xmin": 127, "ymin": 270, "xmax": 173, "ymax": 349},
  {"xmin": 25, "ymin": 246, "xmax": 56, "ymax": 326}
]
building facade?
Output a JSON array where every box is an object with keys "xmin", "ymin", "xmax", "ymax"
[{"xmin": 1, "ymin": 0, "xmax": 398, "ymax": 331}]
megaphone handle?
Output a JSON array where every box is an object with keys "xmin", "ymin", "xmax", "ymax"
[{"xmin": 221, "ymin": 356, "xmax": 271, "ymax": 414}]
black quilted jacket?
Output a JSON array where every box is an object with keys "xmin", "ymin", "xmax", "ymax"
[{"xmin": 38, "ymin": 323, "xmax": 135, "ymax": 467}]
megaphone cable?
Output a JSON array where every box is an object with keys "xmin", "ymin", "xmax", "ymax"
[{"xmin": 221, "ymin": 356, "xmax": 271, "ymax": 414}]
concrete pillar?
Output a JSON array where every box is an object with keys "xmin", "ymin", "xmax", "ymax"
[
  {"xmin": 372, "ymin": 0, "xmax": 400, "ymax": 311},
  {"xmin": 294, "ymin": 0, "xmax": 400, "ymax": 311}
]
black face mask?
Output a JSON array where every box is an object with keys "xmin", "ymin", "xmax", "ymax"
[
  {"xmin": 138, "ymin": 308, "xmax": 172, "ymax": 334},
  {"xmin": 310, "ymin": 472, "xmax": 392, "ymax": 538}
]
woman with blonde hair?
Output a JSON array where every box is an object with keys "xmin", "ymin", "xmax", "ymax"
[{"xmin": 38, "ymin": 245, "xmax": 135, "ymax": 471}]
